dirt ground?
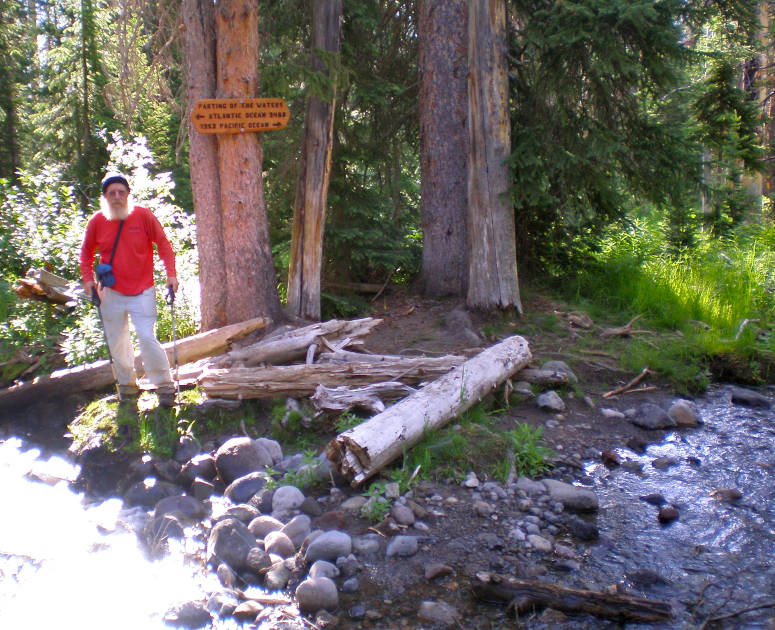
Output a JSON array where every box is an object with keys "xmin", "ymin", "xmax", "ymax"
[
  {"xmin": 359, "ymin": 289, "xmax": 674, "ymax": 459},
  {"xmin": 323, "ymin": 289, "xmax": 680, "ymax": 627}
]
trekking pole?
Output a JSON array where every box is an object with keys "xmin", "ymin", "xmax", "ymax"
[
  {"xmin": 91, "ymin": 287, "xmax": 119, "ymax": 396},
  {"xmin": 166, "ymin": 284, "xmax": 181, "ymax": 404}
]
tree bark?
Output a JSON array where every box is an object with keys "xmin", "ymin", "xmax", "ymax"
[
  {"xmin": 215, "ymin": 317, "xmax": 382, "ymax": 367},
  {"xmin": 472, "ymin": 574, "xmax": 672, "ymax": 623},
  {"xmin": 183, "ymin": 0, "xmax": 227, "ymax": 330},
  {"xmin": 466, "ymin": 0, "xmax": 522, "ymax": 313},
  {"xmin": 418, "ymin": 0, "xmax": 469, "ymax": 297},
  {"xmin": 287, "ymin": 0, "xmax": 342, "ymax": 320},
  {"xmin": 198, "ymin": 354, "xmax": 465, "ymax": 400},
  {"xmin": 311, "ymin": 382, "xmax": 417, "ymax": 414},
  {"xmin": 0, "ymin": 318, "xmax": 269, "ymax": 412},
  {"xmin": 325, "ymin": 335, "xmax": 531, "ymax": 485},
  {"xmin": 215, "ymin": 0, "xmax": 283, "ymax": 324}
]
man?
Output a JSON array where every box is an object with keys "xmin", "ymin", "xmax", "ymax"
[{"xmin": 80, "ymin": 172, "xmax": 179, "ymax": 407}]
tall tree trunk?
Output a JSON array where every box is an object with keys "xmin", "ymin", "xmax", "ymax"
[
  {"xmin": 466, "ymin": 0, "xmax": 522, "ymax": 313},
  {"xmin": 215, "ymin": 0, "xmax": 283, "ymax": 324},
  {"xmin": 287, "ymin": 0, "xmax": 342, "ymax": 321},
  {"xmin": 760, "ymin": 1, "xmax": 775, "ymax": 215},
  {"xmin": 183, "ymin": 0, "xmax": 227, "ymax": 330},
  {"xmin": 418, "ymin": 0, "xmax": 468, "ymax": 298}
]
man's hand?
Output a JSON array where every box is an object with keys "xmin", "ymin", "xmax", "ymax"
[
  {"xmin": 167, "ymin": 276, "xmax": 179, "ymax": 294},
  {"xmin": 83, "ymin": 280, "xmax": 104, "ymax": 305}
]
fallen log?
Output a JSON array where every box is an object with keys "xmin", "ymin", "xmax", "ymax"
[
  {"xmin": 311, "ymin": 382, "xmax": 418, "ymax": 415},
  {"xmin": 325, "ymin": 335, "xmax": 531, "ymax": 486},
  {"xmin": 214, "ymin": 317, "xmax": 382, "ymax": 367},
  {"xmin": 472, "ymin": 573, "xmax": 672, "ymax": 623},
  {"xmin": 317, "ymin": 349, "xmax": 465, "ymax": 368},
  {"xmin": 12, "ymin": 268, "xmax": 78, "ymax": 305},
  {"xmin": 0, "ymin": 317, "xmax": 269, "ymax": 411},
  {"xmin": 198, "ymin": 355, "xmax": 461, "ymax": 399}
]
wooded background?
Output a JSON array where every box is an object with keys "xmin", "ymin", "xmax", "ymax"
[{"xmin": 1, "ymin": 0, "xmax": 772, "ymax": 329}]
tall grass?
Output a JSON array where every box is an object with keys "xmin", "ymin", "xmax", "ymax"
[{"xmin": 570, "ymin": 217, "xmax": 775, "ymax": 387}]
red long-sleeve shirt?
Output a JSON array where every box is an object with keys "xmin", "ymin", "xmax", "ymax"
[{"xmin": 80, "ymin": 206, "xmax": 176, "ymax": 296}]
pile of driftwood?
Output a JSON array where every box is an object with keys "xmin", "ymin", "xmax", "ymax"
[{"xmin": 5, "ymin": 269, "xmax": 543, "ymax": 484}]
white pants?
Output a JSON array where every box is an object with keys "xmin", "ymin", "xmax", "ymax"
[{"xmin": 99, "ymin": 287, "xmax": 173, "ymax": 395}]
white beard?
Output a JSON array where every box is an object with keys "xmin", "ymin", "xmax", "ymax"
[{"xmin": 100, "ymin": 196, "xmax": 132, "ymax": 221}]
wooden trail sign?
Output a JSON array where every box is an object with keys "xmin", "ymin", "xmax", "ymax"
[{"xmin": 191, "ymin": 98, "xmax": 290, "ymax": 134}]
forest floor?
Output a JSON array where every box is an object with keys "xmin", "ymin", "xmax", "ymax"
[{"xmin": 7, "ymin": 287, "xmax": 693, "ymax": 629}]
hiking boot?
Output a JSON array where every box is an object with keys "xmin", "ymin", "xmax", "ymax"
[{"xmin": 158, "ymin": 392, "xmax": 176, "ymax": 408}]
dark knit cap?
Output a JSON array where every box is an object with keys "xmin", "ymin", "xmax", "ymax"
[{"xmin": 101, "ymin": 172, "xmax": 130, "ymax": 194}]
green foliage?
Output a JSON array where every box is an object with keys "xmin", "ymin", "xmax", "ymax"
[
  {"xmin": 334, "ymin": 411, "xmax": 365, "ymax": 433},
  {"xmin": 499, "ymin": 423, "xmax": 554, "ymax": 481},
  {"xmin": 360, "ymin": 481, "xmax": 391, "ymax": 522},
  {"xmin": 568, "ymin": 217, "xmax": 775, "ymax": 390}
]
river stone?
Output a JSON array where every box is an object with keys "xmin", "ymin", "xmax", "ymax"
[
  {"xmin": 541, "ymin": 479, "xmax": 598, "ymax": 512},
  {"xmin": 225, "ymin": 471, "xmax": 269, "ymax": 504},
  {"xmin": 233, "ymin": 600, "xmax": 264, "ymax": 621},
  {"xmin": 264, "ymin": 530, "xmax": 295, "ymax": 558},
  {"xmin": 309, "ymin": 560, "xmax": 340, "ymax": 579},
  {"xmin": 386, "ymin": 535, "xmax": 419, "ymax": 558},
  {"xmin": 730, "ymin": 386, "xmax": 771, "ymax": 408},
  {"xmin": 567, "ymin": 516, "xmax": 599, "ymax": 541},
  {"xmin": 123, "ymin": 477, "xmax": 180, "ymax": 509},
  {"xmin": 541, "ymin": 360, "xmax": 579, "ymax": 383},
  {"xmin": 216, "ymin": 563, "xmax": 240, "ymax": 589},
  {"xmin": 206, "ymin": 591, "xmax": 239, "ymax": 618},
  {"xmin": 658, "ymin": 505, "xmax": 680, "ymax": 524},
  {"xmin": 668, "ymin": 399, "xmax": 702, "ymax": 427},
  {"xmin": 248, "ymin": 515, "xmax": 284, "ymax": 538},
  {"xmin": 340, "ymin": 496, "xmax": 368, "ymax": 511},
  {"xmin": 527, "ymin": 534, "xmax": 553, "ymax": 552},
  {"xmin": 537, "ymin": 390, "xmax": 566, "ymax": 412},
  {"xmin": 214, "ymin": 437, "xmax": 273, "ymax": 485},
  {"xmin": 295, "ymin": 576, "xmax": 339, "ymax": 613},
  {"xmin": 652, "ymin": 456, "xmax": 679, "ymax": 470},
  {"xmin": 144, "ymin": 514, "xmax": 185, "ymax": 549},
  {"xmin": 207, "ymin": 517, "xmax": 257, "ymax": 571},
  {"xmin": 281, "ymin": 514, "xmax": 312, "ymax": 548},
  {"xmin": 191, "ymin": 478, "xmax": 216, "ymax": 501},
  {"xmin": 272, "ymin": 485, "xmax": 306, "ymax": 514},
  {"xmin": 222, "ymin": 504, "xmax": 260, "ymax": 525},
  {"xmin": 305, "ymin": 530, "xmax": 353, "ymax": 563},
  {"xmin": 265, "ymin": 560, "xmax": 292, "ymax": 591},
  {"xmin": 630, "ymin": 403, "xmax": 677, "ymax": 430},
  {"xmin": 515, "ymin": 477, "xmax": 547, "ymax": 496},
  {"xmin": 417, "ymin": 600, "xmax": 460, "ymax": 627},
  {"xmin": 249, "ymin": 487, "xmax": 275, "ymax": 514},
  {"xmin": 181, "ymin": 453, "xmax": 217, "ymax": 483},
  {"xmin": 254, "ymin": 437, "xmax": 283, "ymax": 464},
  {"xmin": 391, "ymin": 503, "xmax": 415, "ymax": 526},
  {"xmin": 245, "ymin": 547, "xmax": 272, "ymax": 574},
  {"xmin": 164, "ymin": 600, "xmax": 212, "ymax": 629},
  {"xmin": 352, "ymin": 533, "xmax": 382, "ymax": 555},
  {"xmin": 153, "ymin": 494, "xmax": 208, "ymax": 522}
]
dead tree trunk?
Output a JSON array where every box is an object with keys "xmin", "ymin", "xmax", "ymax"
[
  {"xmin": 198, "ymin": 354, "xmax": 464, "ymax": 400},
  {"xmin": 466, "ymin": 0, "xmax": 522, "ymax": 313},
  {"xmin": 472, "ymin": 574, "xmax": 672, "ymax": 623},
  {"xmin": 286, "ymin": 0, "xmax": 342, "ymax": 320},
  {"xmin": 215, "ymin": 317, "xmax": 382, "ymax": 367},
  {"xmin": 0, "ymin": 318, "xmax": 269, "ymax": 411},
  {"xmin": 325, "ymin": 335, "xmax": 531, "ymax": 485}
]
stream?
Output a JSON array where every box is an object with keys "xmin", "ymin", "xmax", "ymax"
[{"xmin": 1, "ymin": 383, "xmax": 773, "ymax": 629}]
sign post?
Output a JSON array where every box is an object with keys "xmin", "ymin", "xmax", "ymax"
[{"xmin": 190, "ymin": 98, "xmax": 290, "ymax": 134}]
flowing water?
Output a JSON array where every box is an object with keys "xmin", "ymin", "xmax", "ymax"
[
  {"xmin": 578, "ymin": 384, "xmax": 775, "ymax": 629},
  {"xmin": 1, "ymin": 384, "xmax": 774, "ymax": 629}
]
